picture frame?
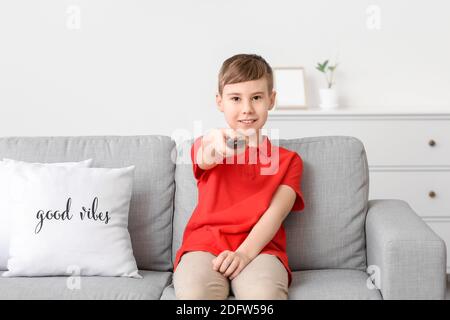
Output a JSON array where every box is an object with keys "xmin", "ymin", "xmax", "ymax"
[{"xmin": 271, "ymin": 66, "xmax": 307, "ymax": 110}]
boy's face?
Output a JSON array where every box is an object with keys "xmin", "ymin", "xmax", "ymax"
[{"xmin": 216, "ymin": 77, "xmax": 276, "ymax": 139}]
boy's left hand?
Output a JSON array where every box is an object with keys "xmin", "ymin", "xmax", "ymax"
[{"xmin": 212, "ymin": 250, "xmax": 251, "ymax": 280}]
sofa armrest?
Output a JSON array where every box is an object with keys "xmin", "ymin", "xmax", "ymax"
[{"xmin": 365, "ymin": 199, "xmax": 447, "ymax": 300}]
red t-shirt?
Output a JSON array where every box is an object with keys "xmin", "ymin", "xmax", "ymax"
[{"xmin": 173, "ymin": 135, "xmax": 305, "ymax": 287}]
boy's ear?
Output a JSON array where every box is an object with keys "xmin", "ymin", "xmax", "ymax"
[
  {"xmin": 268, "ymin": 90, "xmax": 277, "ymax": 111},
  {"xmin": 216, "ymin": 93, "xmax": 224, "ymax": 112}
]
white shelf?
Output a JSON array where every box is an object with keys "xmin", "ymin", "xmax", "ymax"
[
  {"xmin": 269, "ymin": 106, "xmax": 450, "ymax": 116},
  {"xmin": 268, "ymin": 107, "xmax": 450, "ymax": 120}
]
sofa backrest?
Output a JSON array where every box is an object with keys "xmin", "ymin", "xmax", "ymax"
[
  {"xmin": 0, "ymin": 135, "xmax": 176, "ymax": 272},
  {"xmin": 0, "ymin": 135, "xmax": 369, "ymax": 273},
  {"xmin": 172, "ymin": 136, "xmax": 369, "ymax": 272}
]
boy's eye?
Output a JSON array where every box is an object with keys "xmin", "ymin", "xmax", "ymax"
[{"xmin": 231, "ymin": 96, "xmax": 262, "ymax": 102}]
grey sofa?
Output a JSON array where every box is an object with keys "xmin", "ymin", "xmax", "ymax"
[{"xmin": 0, "ymin": 135, "xmax": 447, "ymax": 300}]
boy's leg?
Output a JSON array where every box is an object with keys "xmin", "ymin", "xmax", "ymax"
[
  {"xmin": 173, "ymin": 251, "xmax": 230, "ymax": 300},
  {"xmin": 230, "ymin": 253, "xmax": 289, "ymax": 300}
]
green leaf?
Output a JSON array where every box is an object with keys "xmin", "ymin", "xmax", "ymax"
[{"xmin": 316, "ymin": 62, "xmax": 326, "ymax": 72}]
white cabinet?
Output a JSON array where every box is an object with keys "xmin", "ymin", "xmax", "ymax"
[{"xmin": 267, "ymin": 107, "xmax": 450, "ymax": 272}]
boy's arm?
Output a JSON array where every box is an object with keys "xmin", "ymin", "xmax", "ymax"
[{"xmin": 236, "ymin": 184, "xmax": 296, "ymax": 261}]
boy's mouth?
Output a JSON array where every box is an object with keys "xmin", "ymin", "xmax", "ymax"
[{"xmin": 238, "ymin": 119, "xmax": 257, "ymax": 124}]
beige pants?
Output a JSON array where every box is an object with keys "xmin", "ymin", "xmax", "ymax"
[{"xmin": 173, "ymin": 251, "xmax": 289, "ymax": 300}]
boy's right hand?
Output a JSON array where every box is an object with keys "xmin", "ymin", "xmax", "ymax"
[{"xmin": 204, "ymin": 128, "xmax": 247, "ymax": 161}]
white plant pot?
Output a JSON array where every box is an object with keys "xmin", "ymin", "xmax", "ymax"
[{"xmin": 319, "ymin": 88, "xmax": 339, "ymax": 109}]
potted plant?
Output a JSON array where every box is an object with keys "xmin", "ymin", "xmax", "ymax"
[{"xmin": 316, "ymin": 60, "xmax": 339, "ymax": 109}]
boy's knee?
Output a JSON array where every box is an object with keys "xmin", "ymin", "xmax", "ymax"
[
  {"xmin": 234, "ymin": 287, "xmax": 288, "ymax": 300},
  {"xmin": 232, "ymin": 281, "xmax": 288, "ymax": 300},
  {"xmin": 175, "ymin": 282, "xmax": 229, "ymax": 300}
]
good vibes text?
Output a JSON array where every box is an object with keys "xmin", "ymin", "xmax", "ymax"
[{"xmin": 35, "ymin": 197, "xmax": 110, "ymax": 234}]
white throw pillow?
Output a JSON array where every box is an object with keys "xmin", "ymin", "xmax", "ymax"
[
  {"xmin": 0, "ymin": 159, "xmax": 93, "ymax": 270},
  {"xmin": 2, "ymin": 162, "xmax": 140, "ymax": 278}
]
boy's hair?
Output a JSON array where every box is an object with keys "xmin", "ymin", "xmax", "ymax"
[{"xmin": 218, "ymin": 54, "xmax": 273, "ymax": 96}]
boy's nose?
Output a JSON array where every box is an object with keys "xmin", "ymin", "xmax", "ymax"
[{"xmin": 242, "ymin": 102, "xmax": 255, "ymax": 113}]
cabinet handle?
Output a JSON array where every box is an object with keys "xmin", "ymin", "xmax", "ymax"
[
  {"xmin": 428, "ymin": 191, "xmax": 436, "ymax": 198},
  {"xmin": 428, "ymin": 139, "xmax": 436, "ymax": 147}
]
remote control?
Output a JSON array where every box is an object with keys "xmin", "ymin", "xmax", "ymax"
[{"xmin": 226, "ymin": 136, "xmax": 247, "ymax": 150}]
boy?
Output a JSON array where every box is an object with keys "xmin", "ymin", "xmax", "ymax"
[{"xmin": 173, "ymin": 54, "xmax": 305, "ymax": 299}]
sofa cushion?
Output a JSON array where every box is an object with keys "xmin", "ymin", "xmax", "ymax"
[
  {"xmin": 171, "ymin": 137, "xmax": 201, "ymax": 267},
  {"xmin": 160, "ymin": 269, "xmax": 381, "ymax": 300},
  {"xmin": 288, "ymin": 269, "xmax": 381, "ymax": 299},
  {"xmin": 0, "ymin": 270, "xmax": 171, "ymax": 299},
  {"xmin": 280, "ymin": 136, "xmax": 368, "ymax": 271},
  {"xmin": 0, "ymin": 135, "xmax": 176, "ymax": 271},
  {"xmin": 172, "ymin": 136, "xmax": 368, "ymax": 272}
]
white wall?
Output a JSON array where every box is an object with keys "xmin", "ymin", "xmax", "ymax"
[{"xmin": 0, "ymin": 0, "xmax": 449, "ymax": 137}]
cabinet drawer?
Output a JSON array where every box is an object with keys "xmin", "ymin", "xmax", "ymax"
[
  {"xmin": 266, "ymin": 119, "xmax": 450, "ymax": 166},
  {"xmin": 423, "ymin": 219, "xmax": 450, "ymax": 273},
  {"xmin": 369, "ymin": 171, "xmax": 450, "ymax": 217}
]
